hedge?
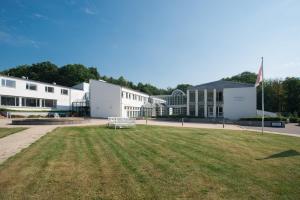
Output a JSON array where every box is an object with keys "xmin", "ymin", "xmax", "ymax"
[{"xmin": 239, "ymin": 117, "xmax": 287, "ymax": 122}]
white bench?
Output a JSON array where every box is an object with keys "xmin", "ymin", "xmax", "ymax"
[{"xmin": 108, "ymin": 117, "xmax": 136, "ymax": 129}]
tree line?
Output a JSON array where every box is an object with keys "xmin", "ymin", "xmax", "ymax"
[
  {"xmin": 0, "ymin": 61, "xmax": 191, "ymax": 95},
  {"xmin": 224, "ymin": 72, "xmax": 300, "ymax": 117},
  {"xmin": 1, "ymin": 62, "xmax": 299, "ymax": 116}
]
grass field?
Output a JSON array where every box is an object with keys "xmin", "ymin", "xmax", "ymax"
[
  {"xmin": 0, "ymin": 127, "xmax": 26, "ymax": 139},
  {"xmin": 0, "ymin": 125, "xmax": 300, "ymax": 199}
]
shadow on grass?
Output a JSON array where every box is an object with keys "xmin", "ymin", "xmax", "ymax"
[{"xmin": 257, "ymin": 149, "xmax": 300, "ymax": 160}]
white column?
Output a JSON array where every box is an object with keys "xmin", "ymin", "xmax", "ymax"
[
  {"xmin": 186, "ymin": 90, "xmax": 190, "ymax": 116},
  {"xmin": 19, "ymin": 97, "xmax": 22, "ymax": 107},
  {"xmin": 204, "ymin": 89, "xmax": 207, "ymax": 118},
  {"xmin": 213, "ymin": 89, "xmax": 217, "ymax": 118},
  {"xmin": 195, "ymin": 90, "xmax": 198, "ymax": 117},
  {"xmin": 40, "ymin": 99, "xmax": 43, "ymax": 107}
]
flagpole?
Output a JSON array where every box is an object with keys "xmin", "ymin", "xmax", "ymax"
[{"xmin": 261, "ymin": 57, "xmax": 264, "ymax": 134}]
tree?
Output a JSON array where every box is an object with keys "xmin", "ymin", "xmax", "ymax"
[
  {"xmin": 57, "ymin": 64, "xmax": 100, "ymax": 86},
  {"xmin": 175, "ymin": 84, "xmax": 192, "ymax": 93},
  {"xmin": 282, "ymin": 77, "xmax": 300, "ymax": 115},
  {"xmin": 1, "ymin": 61, "xmax": 59, "ymax": 83},
  {"xmin": 223, "ymin": 71, "xmax": 257, "ymax": 84}
]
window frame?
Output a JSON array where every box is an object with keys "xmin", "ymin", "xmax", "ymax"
[
  {"xmin": 61, "ymin": 89, "xmax": 68, "ymax": 95},
  {"xmin": 26, "ymin": 83, "xmax": 37, "ymax": 91}
]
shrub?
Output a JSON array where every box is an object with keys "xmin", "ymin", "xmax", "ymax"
[
  {"xmin": 289, "ymin": 117, "xmax": 300, "ymax": 123},
  {"xmin": 240, "ymin": 117, "xmax": 287, "ymax": 122}
]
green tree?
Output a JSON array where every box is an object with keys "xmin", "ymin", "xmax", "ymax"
[
  {"xmin": 175, "ymin": 84, "xmax": 192, "ymax": 93},
  {"xmin": 223, "ymin": 71, "xmax": 257, "ymax": 84},
  {"xmin": 57, "ymin": 64, "xmax": 100, "ymax": 86},
  {"xmin": 282, "ymin": 77, "xmax": 300, "ymax": 115}
]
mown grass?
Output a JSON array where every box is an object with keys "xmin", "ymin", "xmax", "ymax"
[
  {"xmin": 0, "ymin": 125, "xmax": 300, "ymax": 200},
  {"xmin": 0, "ymin": 127, "xmax": 26, "ymax": 139}
]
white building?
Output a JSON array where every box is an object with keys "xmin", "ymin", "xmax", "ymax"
[
  {"xmin": 0, "ymin": 75, "xmax": 257, "ymax": 120},
  {"xmin": 187, "ymin": 80, "xmax": 256, "ymax": 119},
  {"xmin": 90, "ymin": 80, "xmax": 157, "ymax": 118},
  {"xmin": 0, "ymin": 75, "xmax": 88, "ymax": 113}
]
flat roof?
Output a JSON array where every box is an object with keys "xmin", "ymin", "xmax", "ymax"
[
  {"xmin": 188, "ymin": 80, "xmax": 254, "ymax": 90},
  {"xmin": 91, "ymin": 79, "xmax": 150, "ymax": 96},
  {"xmin": 0, "ymin": 74, "xmax": 86, "ymax": 91}
]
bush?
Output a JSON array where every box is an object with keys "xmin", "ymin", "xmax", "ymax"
[
  {"xmin": 288, "ymin": 117, "xmax": 299, "ymax": 123},
  {"xmin": 27, "ymin": 115, "xmax": 44, "ymax": 118},
  {"xmin": 240, "ymin": 117, "xmax": 287, "ymax": 122}
]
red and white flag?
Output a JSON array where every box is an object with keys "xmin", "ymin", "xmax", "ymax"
[{"xmin": 255, "ymin": 62, "xmax": 263, "ymax": 87}]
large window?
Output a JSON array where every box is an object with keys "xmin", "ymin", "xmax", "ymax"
[
  {"xmin": 61, "ymin": 89, "xmax": 68, "ymax": 95},
  {"xmin": 45, "ymin": 86, "xmax": 54, "ymax": 93},
  {"xmin": 22, "ymin": 98, "xmax": 40, "ymax": 107},
  {"xmin": 42, "ymin": 99, "xmax": 57, "ymax": 108},
  {"xmin": 189, "ymin": 91, "xmax": 195, "ymax": 102},
  {"xmin": 1, "ymin": 79, "xmax": 16, "ymax": 88},
  {"xmin": 1, "ymin": 96, "xmax": 19, "ymax": 106},
  {"xmin": 26, "ymin": 83, "xmax": 37, "ymax": 91}
]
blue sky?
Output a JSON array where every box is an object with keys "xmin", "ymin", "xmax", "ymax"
[{"xmin": 0, "ymin": 0, "xmax": 299, "ymax": 88}]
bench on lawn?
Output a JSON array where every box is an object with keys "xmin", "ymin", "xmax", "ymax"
[{"xmin": 107, "ymin": 117, "xmax": 136, "ymax": 129}]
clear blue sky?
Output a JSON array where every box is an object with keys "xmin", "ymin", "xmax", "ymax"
[{"xmin": 0, "ymin": 0, "xmax": 299, "ymax": 88}]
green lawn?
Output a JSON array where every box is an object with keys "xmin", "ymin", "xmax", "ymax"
[
  {"xmin": 0, "ymin": 125, "xmax": 300, "ymax": 200},
  {"xmin": 0, "ymin": 127, "xmax": 26, "ymax": 139}
]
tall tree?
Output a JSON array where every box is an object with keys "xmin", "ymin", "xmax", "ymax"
[
  {"xmin": 223, "ymin": 71, "xmax": 257, "ymax": 84},
  {"xmin": 57, "ymin": 64, "xmax": 100, "ymax": 86},
  {"xmin": 282, "ymin": 77, "xmax": 300, "ymax": 115}
]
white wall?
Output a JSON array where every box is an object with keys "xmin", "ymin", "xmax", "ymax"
[
  {"xmin": 120, "ymin": 87, "xmax": 149, "ymax": 117},
  {"xmin": 223, "ymin": 87, "xmax": 256, "ymax": 119},
  {"xmin": 0, "ymin": 75, "xmax": 86, "ymax": 111},
  {"xmin": 89, "ymin": 80, "xmax": 121, "ymax": 118}
]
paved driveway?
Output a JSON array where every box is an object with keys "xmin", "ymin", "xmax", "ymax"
[{"xmin": 241, "ymin": 123, "xmax": 300, "ymax": 137}]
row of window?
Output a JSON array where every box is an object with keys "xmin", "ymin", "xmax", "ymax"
[
  {"xmin": 189, "ymin": 105, "xmax": 223, "ymax": 117},
  {"xmin": 1, "ymin": 78, "xmax": 69, "ymax": 95},
  {"xmin": 122, "ymin": 91, "xmax": 147, "ymax": 102},
  {"xmin": 124, "ymin": 106, "xmax": 141, "ymax": 111},
  {"xmin": 1, "ymin": 96, "xmax": 57, "ymax": 108},
  {"xmin": 189, "ymin": 91, "xmax": 223, "ymax": 102}
]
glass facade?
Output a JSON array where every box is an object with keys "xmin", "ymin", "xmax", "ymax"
[{"xmin": 1, "ymin": 96, "xmax": 19, "ymax": 106}]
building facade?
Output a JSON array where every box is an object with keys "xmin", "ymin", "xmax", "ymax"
[
  {"xmin": 89, "ymin": 80, "xmax": 165, "ymax": 118},
  {"xmin": 154, "ymin": 89, "xmax": 187, "ymax": 116},
  {"xmin": 0, "ymin": 75, "xmax": 257, "ymax": 120},
  {"xmin": 0, "ymin": 75, "xmax": 88, "ymax": 113},
  {"xmin": 187, "ymin": 80, "xmax": 256, "ymax": 119}
]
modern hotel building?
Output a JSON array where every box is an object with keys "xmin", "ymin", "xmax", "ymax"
[{"xmin": 0, "ymin": 75, "xmax": 256, "ymax": 120}]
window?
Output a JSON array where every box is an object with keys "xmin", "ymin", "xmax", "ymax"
[
  {"xmin": 22, "ymin": 98, "xmax": 40, "ymax": 107},
  {"xmin": 61, "ymin": 89, "xmax": 68, "ymax": 95},
  {"xmin": 42, "ymin": 99, "xmax": 57, "ymax": 108},
  {"xmin": 217, "ymin": 91, "xmax": 223, "ymax": 102},
  {"xmin": 26, "ymin": 83, "xmax": 37, "ymax": 91},
  {"xmin": 1, "ymin": 79, "xmax": 16, "ymax": 88},
  {"xmin": 45, "ymin": 86, "xmax": 54, "ymax": 93},
  {"xmin": 1, "ymin": 96, "xmax": 19, "ymax": 106}
]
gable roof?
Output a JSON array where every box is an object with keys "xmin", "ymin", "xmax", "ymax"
[{"xmin": 188, "ymin": 80, "xmax": 254, "ymax": 90}]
